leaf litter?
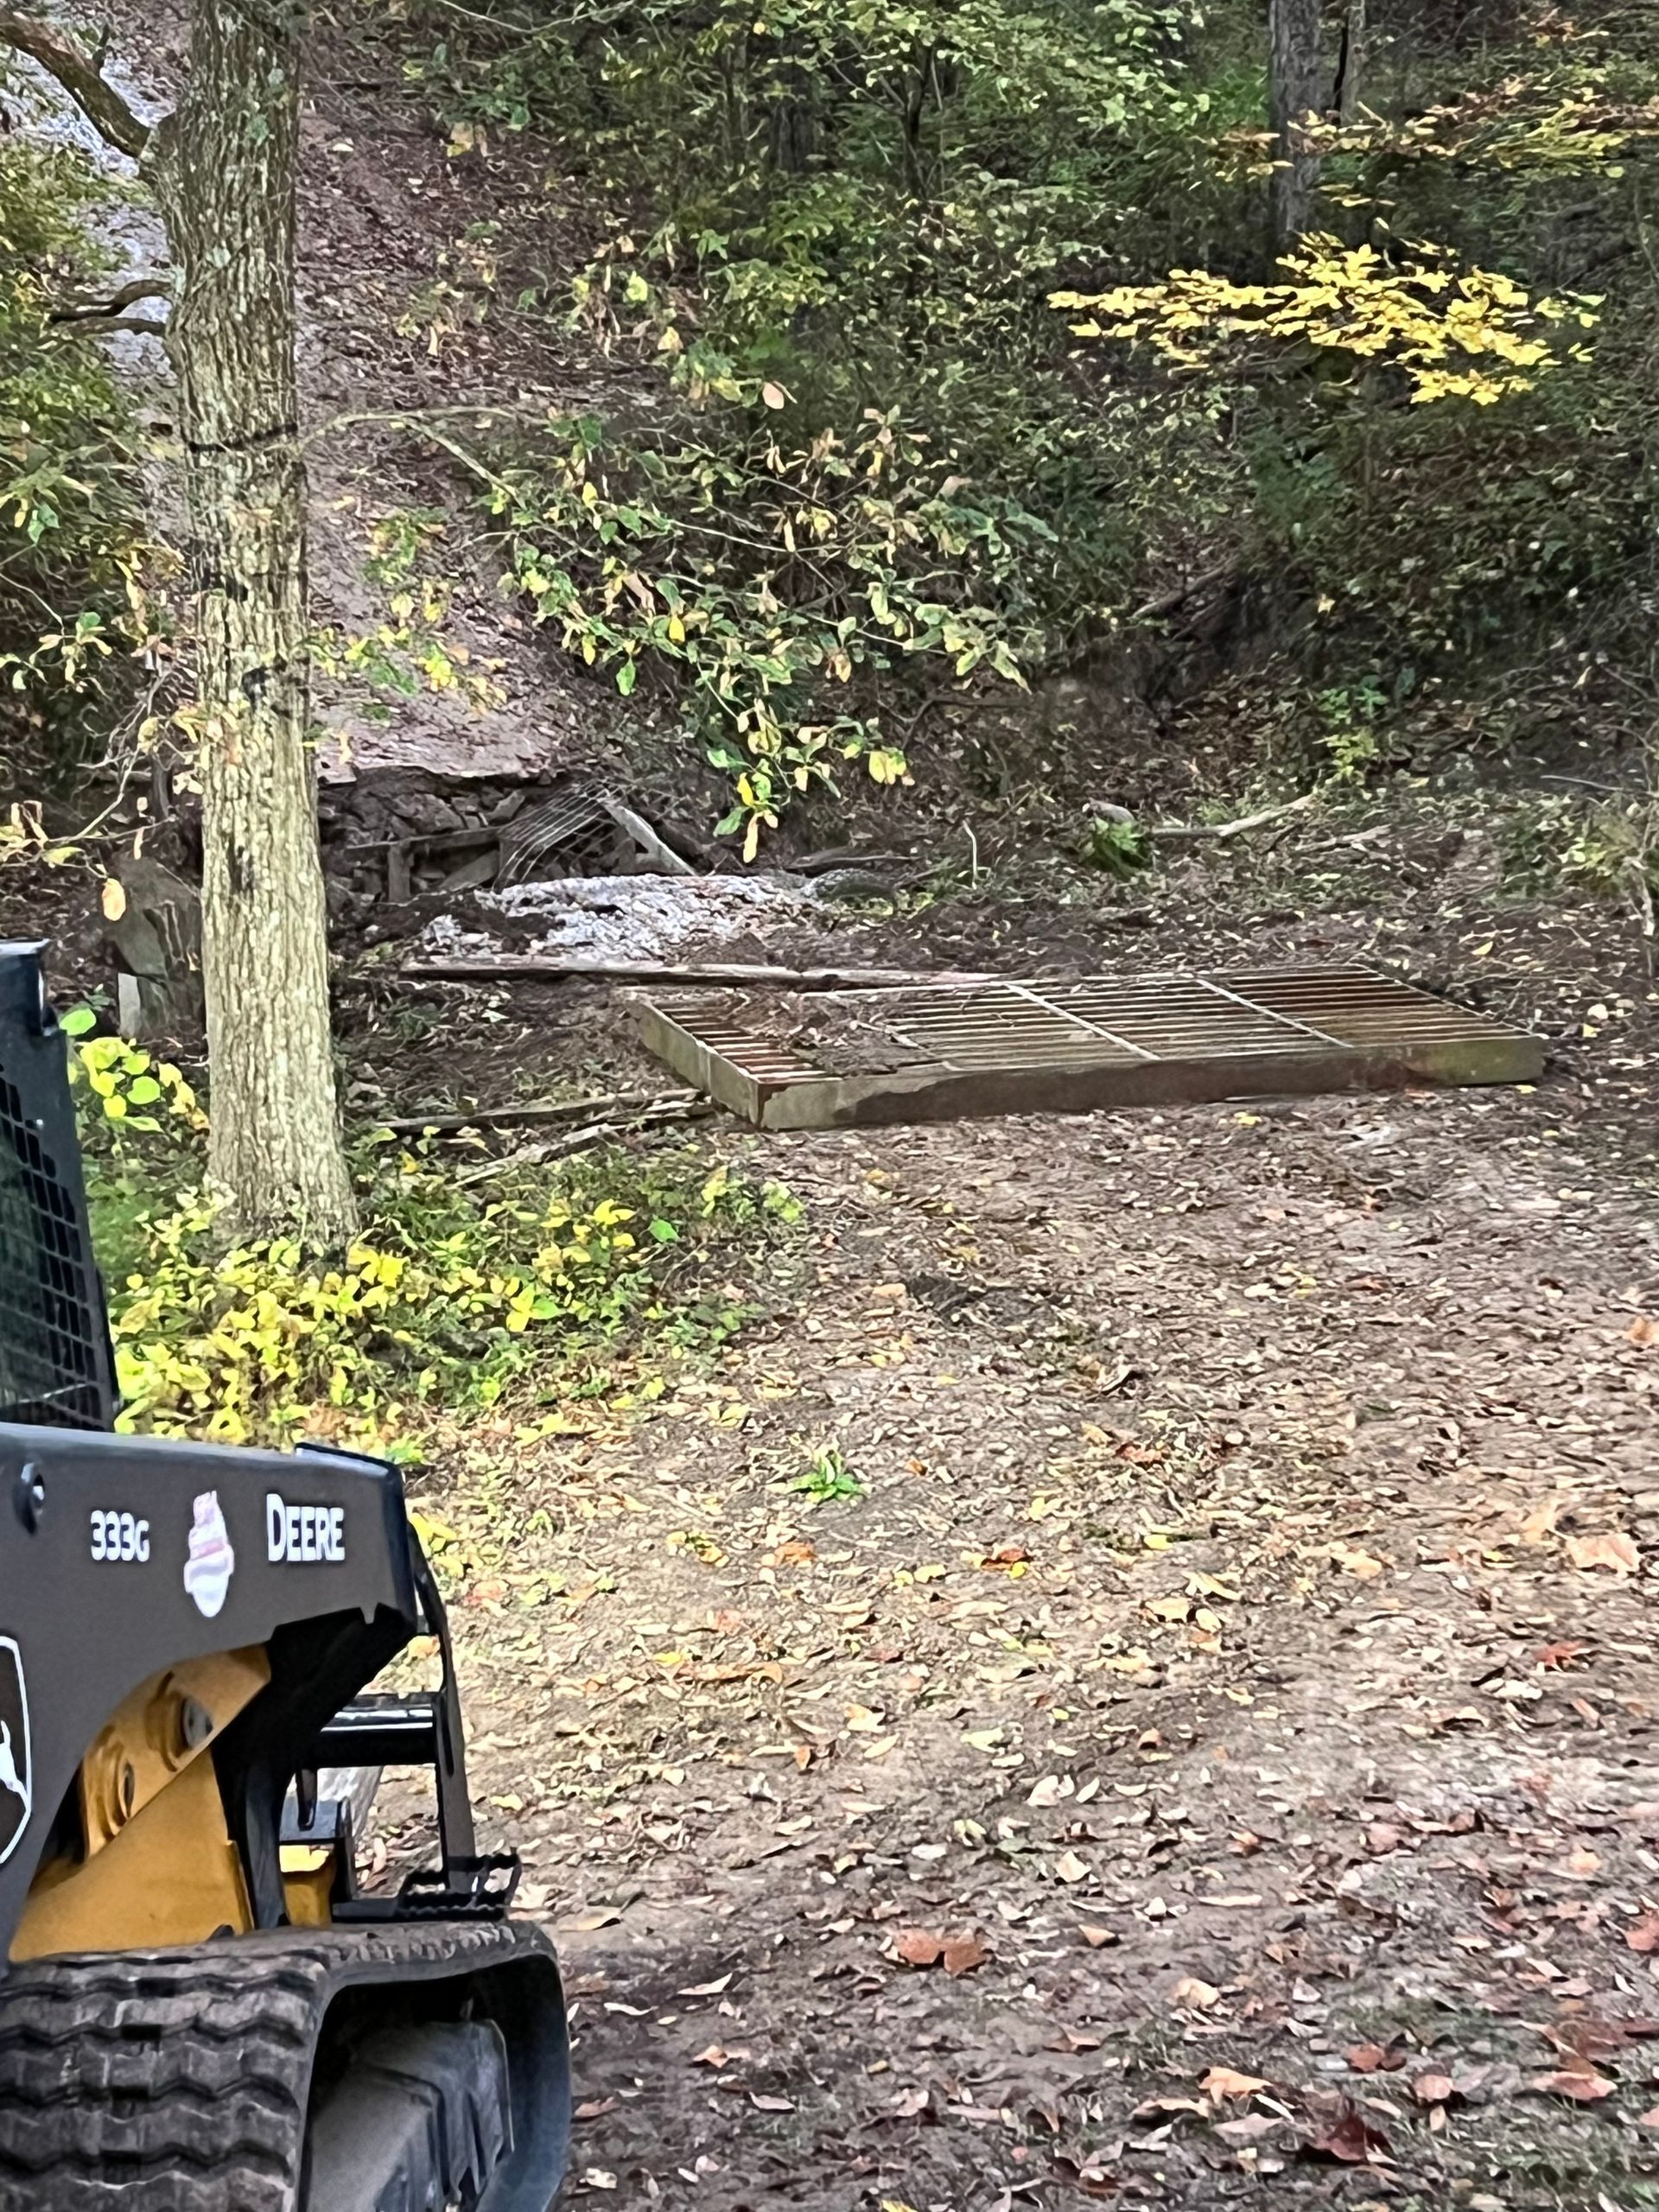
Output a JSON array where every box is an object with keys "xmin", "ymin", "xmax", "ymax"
[{"xmin": 366, "ymin": 880, "xmax": 1659, "ymax": 2211}]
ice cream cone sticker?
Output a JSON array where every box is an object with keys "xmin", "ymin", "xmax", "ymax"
[{"xmin": 183, "ymin": 1491, "xmax": 235, "ymax": 1618}]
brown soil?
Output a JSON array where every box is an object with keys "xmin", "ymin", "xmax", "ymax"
[{"xmin": 359, "ymin": 865, "xmax": 1659, "ymax": 2212}]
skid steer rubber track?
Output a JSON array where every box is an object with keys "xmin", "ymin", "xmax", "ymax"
[{"xmin": 0, "ymin": 1919, "xmax": 569, "ymax": 2212}]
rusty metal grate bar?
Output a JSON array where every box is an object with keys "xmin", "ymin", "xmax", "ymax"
[{"xmin": 636, "ymin": 965, "xmax": 1543, "ymax": 1130}]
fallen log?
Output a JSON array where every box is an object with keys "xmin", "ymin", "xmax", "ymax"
[
  {"xmin": 378, "ymin": 1088, "xmax": 698, "ymax": 1137},
  {"xmin": 402, "ymin": 957, "xmax": 990, "ymax": 989},
  {"xmin": 1142, "ymin": 791, "xmax": 1317, "ymax": 842},
  {"xmin": 450, "ymin": 1103, "xmax": 713, "ymax": 1185}
]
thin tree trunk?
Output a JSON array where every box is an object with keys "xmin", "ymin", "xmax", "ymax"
[
  {"xmin": 1268, "ymin": 0, "xmax": 1325, "ymax": 251},
  {"xmin": 1336, "ymin": 0, "xmax": 1366, "ymax": 124},
  {"xmin": 148, "ymin": 3, "xmax": 356, "ymax": 1247}
]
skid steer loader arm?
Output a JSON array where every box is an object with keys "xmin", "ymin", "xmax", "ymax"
[{"xmin": 0, "ymin": 944, "xmax": 570, "ymax": 2212}]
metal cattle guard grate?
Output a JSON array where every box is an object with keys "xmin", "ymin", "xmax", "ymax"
[{"xmin": 637, "ymin": 965, "xmax": 1544, "ymax": 1130}]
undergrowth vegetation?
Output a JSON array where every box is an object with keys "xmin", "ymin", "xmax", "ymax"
[
  {"xmin": 68, "ymin": 1014, "xmax": 798, "ymax": 1450},
  {"xmin": 382, "ymin": 0, "xmax": 1659, "ymax": 852},
  {"xmin": 393, "ymin": 0, "xmax": 1230, "ymax": 842},
  {"xmin": 8, "ymin": 0, "xmax": 1659, "ymax": 907},
  {"xmin": 0, "ymin": 130, "xmax": 145, "ymax": 797}
]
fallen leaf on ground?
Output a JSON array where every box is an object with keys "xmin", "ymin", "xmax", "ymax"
[
  {"xmin": 844, "ymin": 1702, "xmax": 885, "ymax": 1732},
  {"xmin": 581, "ymin": 2174, "xmax": 617, "ymax": 2193},
  {"xmin": 1305, "ymin": 2101, "xmax": 1393, "ymax": 2164},
  {"xmin": 1625, "ymin": 1915, "xmax": 1659, "ymax": 1954},
  {"xmin": 1055, "ymin": 1850, "xmax": 1090, "ymax": 1884},
  {"xmin": 893, "ymin": 1929, "xmax": 944, "ymax": 1967},
  {"xmin": 1202, "ymin": 2066, "xmax": 1268, "ymax": 2101},
  {"xmin": 1628, "ymin": 1315, "xmax": 1659, "ymax": 1345},
  {"xmin": 569, "ymin": 1906, "xmax": 623, "ymax": 1931},
  {"xmin": 942, "ymin": 1933, "xmax": 988, "ymax": 1976},
  {"xmin": 1217, "ymin": 2113, "xmax": 1281, "ymax": 2145},
  {"xmin": 1566, "ymin": 1531, "xmax": 1639, "ymax": 1574},
  {"xmin": 1638, "ymin": 2107, "xmax": 1659, "ymax": 2130},
  {"xmin": 1079, "ymin": 1924, "xmax": 1118, "ymax": 1948},
  {"xmin": 1345, "ymin": 2044, "xmax": 1403, "ymax": 2074},
  {"xmin": 1028, "ymin": 1773, "xmax": 1073, "ymax": 1807},
  {"xmin": 1414, "ymin": 2073, "xmax": 1456, "ymax": 2107},
  {"xmin": 1171, "ymin": 1976, "xmax": 1221, "ymax": 2011},
  {"xmin": 1520, "ymin": 1497, "xmax": 1561, "ymax": 1544},
  {"xmin": 1366, "ymin": 1823, "xmax": 1404, "ymax": 1856},
  {"xmin": 1535, "ymin": 1639, "xmax": 1586, "ymax": 1669},
  {"xmin": 751, "ymin": 2092, "xmax": 795, "ymax": 2111},
  {"xmin": 574, "ymin": 2098, "xmax": 617, "ymax": 2120},
  {"xmin": 775, "ymin": 1538, "xmax": 816, "ymax": 1565},
  {"xmin": 690, "ymin": 2044, "xmax": 747, "ymax": 2067},
  {"xmin": 1333, "ymin": 1546, "xmax": 1385, "ymax": 1580},
  {"xmin": 677, "ymin": 1973, "xmax": 734, "ymax": 1997},
  {"xmin": 1529, "ymin": 2068, "xmax": 1616, "ymax": 2102}
]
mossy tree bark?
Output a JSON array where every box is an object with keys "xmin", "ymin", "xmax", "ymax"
[{"xmin": 0, "ymin": 3, "xmax": 357, "ymax": 1248}]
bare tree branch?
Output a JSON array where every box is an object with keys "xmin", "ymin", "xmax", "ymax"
[
  {"xmin": 0, "ymin": 9, "xmax": 152, "ymax": 156},
  {"xmin": 48, "ymin": 274, "xmax": 172, "ymax": 326},
  {"xmin": 68, "ymin": 312, "xmax": 168, "ymax": 335}
]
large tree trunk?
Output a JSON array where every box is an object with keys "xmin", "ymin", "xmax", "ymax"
[
  {"xmin": 1268, "ymin": 0, "xmax": 1325, "ymax": 251},
  {"xmin": 148, "ymin": 3, "xmax": 356, "ymax": 1247}
]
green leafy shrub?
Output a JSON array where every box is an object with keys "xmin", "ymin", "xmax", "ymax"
[
  {"xmin": 1082, "ymin": 814, "xmax": 1152, "ymax": 875},
  {"xmin": 483, "ymin": 405, "xmax": 1049, "ymax": 852}
]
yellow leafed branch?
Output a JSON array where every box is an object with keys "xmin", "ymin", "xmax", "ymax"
[{"xmin": 1052, "ymin": 236, "xmax": 1597, "ymax": 406}]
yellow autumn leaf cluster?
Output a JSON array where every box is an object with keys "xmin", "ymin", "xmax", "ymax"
[{"xmin": 1053, "ymin": 234, "xmax": 1596, "ymax": 406}]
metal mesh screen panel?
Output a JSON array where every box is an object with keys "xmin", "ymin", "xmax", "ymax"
[{"xmin": 0, "ymin": 1002, "xmax": 110, "ymax": 1430}]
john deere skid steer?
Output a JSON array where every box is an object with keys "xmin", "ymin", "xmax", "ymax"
[{"xmin": 0, "ymin": 942, "xmax": 570, "ymax": 2209}]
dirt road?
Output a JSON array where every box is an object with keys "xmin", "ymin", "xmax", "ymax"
[{"xmin": 378, "ymin": 901, "xmax": 1659, "ymax": 2212}]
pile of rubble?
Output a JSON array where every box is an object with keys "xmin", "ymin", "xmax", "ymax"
[{"xmin": 318, "ymin": 770, "xmax": 710, "ymax": 902}]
